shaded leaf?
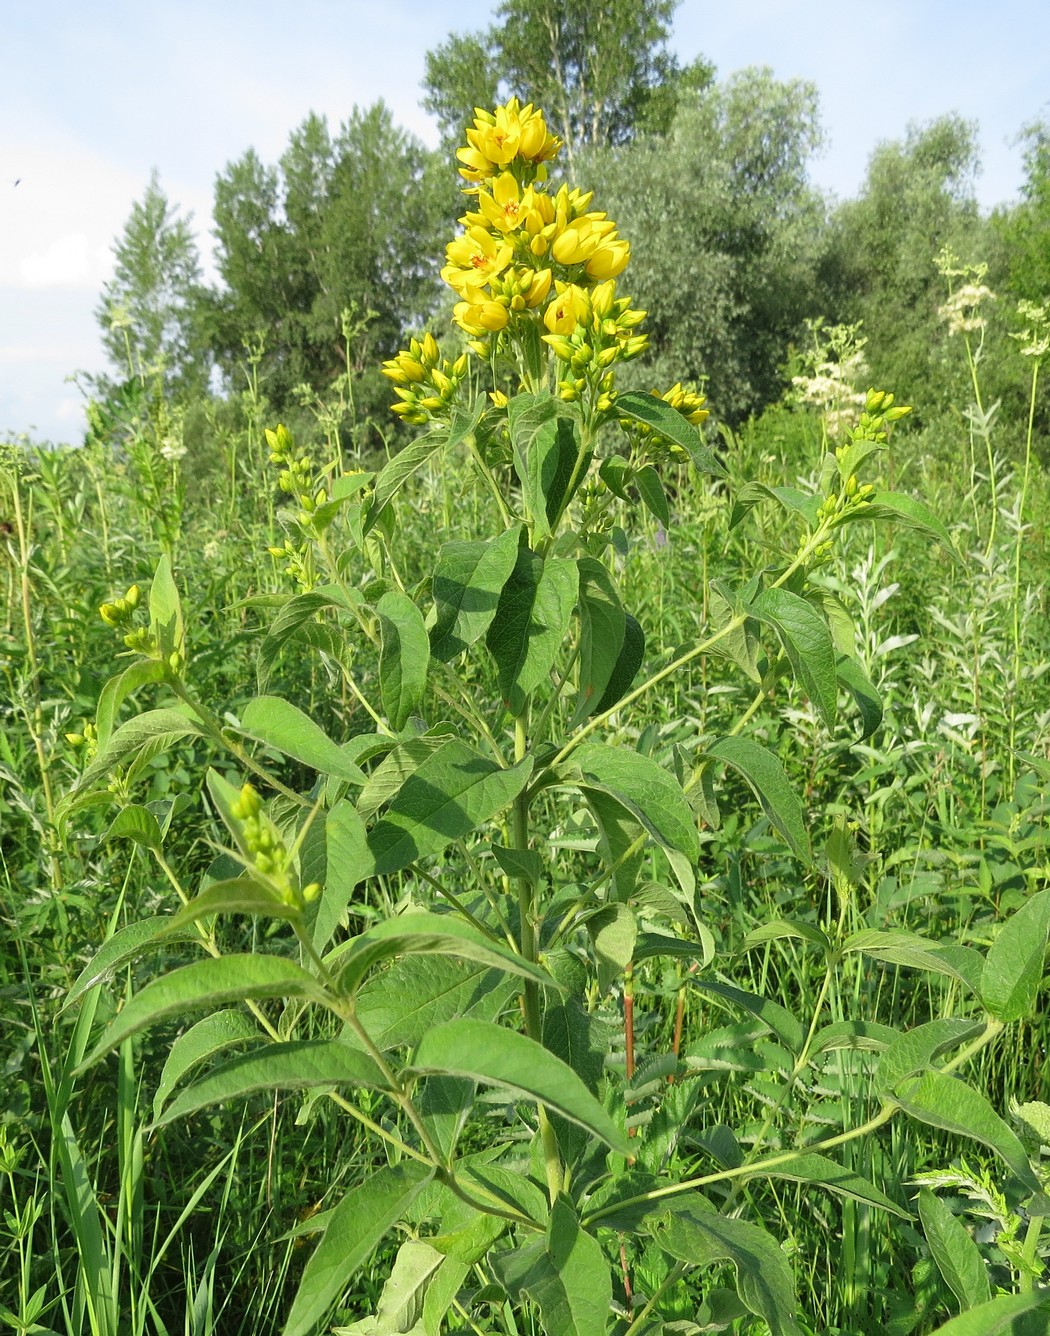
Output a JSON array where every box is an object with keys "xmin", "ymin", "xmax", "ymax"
[
  {"xmin": 377, "ymin": 591, "xmax": 430, "ymax": 731},
  {"xmin": 430, "ymin": 526, "xmax": 522, "ymax": 661},
  {"xmin": 615, "ymin": 391, "xmax": 726, "ymax": 477}
]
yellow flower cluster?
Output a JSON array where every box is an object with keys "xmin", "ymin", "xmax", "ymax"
[
  {"xmin": 541, "ymin": 279, "xmax": 648, "ymax": 407},
  {"xmin": 381, "ymin": 333, "xmax": 470, "ymax": 425},
  {"xmin": 456, "ymin": 99, "xmax": 561, "ymax": 184}
]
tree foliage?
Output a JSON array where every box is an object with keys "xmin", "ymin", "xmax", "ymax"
[
  {"xmin": 96, "ymin": 170, "xmax": 207, "ymax": 395},
  {"xmin": 423, "ymin": 0, "xmax": 712, "ymax": 171},
  {"xmin": 594, "ymin": 68, "xmax": 825, "ymax": 422}
]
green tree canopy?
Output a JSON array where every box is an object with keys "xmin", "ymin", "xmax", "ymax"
[
  {"xmin": 594, "ymin": 67, "xmax": 826, "ymax": 422},
  {"xmin": 208, "ymin": 104, "xmax": 451, "ymax": 424},
  {"xmin": 422, "ymin": 0, "xmax": 713, "ymax": 171},
  {"xmin": 96, "ymin": 170, "xmax": 207, "ymax": 394}
]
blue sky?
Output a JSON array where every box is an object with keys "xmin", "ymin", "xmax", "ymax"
[{"xmin": 4, "ymin": 0, "xmax": 1048, "ymax": 445}]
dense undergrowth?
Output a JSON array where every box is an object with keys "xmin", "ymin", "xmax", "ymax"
[{"xmin": 2, "ymin": 107, "xmax": 1050, "ymax": 1336}]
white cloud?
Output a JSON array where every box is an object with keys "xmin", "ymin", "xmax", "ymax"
[{"xmin": 19, "ymin": 233, "xmax": 111, "ymax": 289}]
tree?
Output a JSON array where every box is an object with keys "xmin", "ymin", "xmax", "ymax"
[
  {"xmin": 96, "ymin": 171, "xmax": 207, "ymax": 394},
  {"xmin": 208, "ymin": 104, "xmax": 451, "ymax": 424},
  {"xmin": 995, "ymin": 117, "xmax": 1050, "ymax": 302},
  {"xmin": 422, "ymin": 0, "xmax": 712, "ymax": 171},
  {"xmin": 594, "ymin": 68, "xmax": 826, "ymax": 422},
  {"xmin": 820, "ymin": 116, "xmax": 984, "ymax": 413}
]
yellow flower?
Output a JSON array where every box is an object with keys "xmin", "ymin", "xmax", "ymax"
[
  {"xmin": 443, "ymin": 227, "xmax": 513, "ymax": 296},
  {"xmin": 476, "ymin": 173, "xmax": 539, "ymax": 234},
  {"xmin": 456, "ymin": 99, "xmax": 561, "ymax": 184},
  {"xmin": 585, "ymin": 239, "xmax": 630, "ymax": 280},
  {"xmin": 453, "ymin": 299, "xmax": 511, "ymax": 335},
  {"xmin": 543, "ymin": 282, "xmax": 591, "ymax": 336}
]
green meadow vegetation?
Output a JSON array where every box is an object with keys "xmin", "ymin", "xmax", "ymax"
[{"xmin": 2, "ymin": 5, "xmax": 1050, "ymax": 1334}]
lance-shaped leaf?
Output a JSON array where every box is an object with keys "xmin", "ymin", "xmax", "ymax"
[
  {"xmin": 919, "ymin": 1292, "xmax": 1050, "ymax": 1335},
  {"xmin": 568, "ymin": 742, "xmax": 699, "ymax": 894},
  {"xmin": 149, "ymin": 553, "xmax": 185, "ymax": 662},
  {"xmin": 152, "ymin": 1010, "xmax": 259, "ymax": 1119},
  {"xmin": 152, "ymin": 1039, "xmax": 388, "ymax": 1127},
  {"xmin": 407, "ymin": 1018, "xmax": 629, "ymax": 1154},
  {"xmin": 104, "ymin": 803, "xmax": 163, "ymax": 853},
  {"xmin": 256, "ymin": 585, "xmax": 357, "ymax": 690},
  {"xmin": 493, "ymin": 1200, "xmax": 611, "ymax": 1336},
  {"xmin": 80, "ymin": 955, "xmax": 333, "ymax": 1068},
  {"xmin": 486, "ymin": 545, "xmax": 578, "ymax": 716},
  {"xmin": 981, "ymin": 888, "xmax": 1050, "ymax": 1022},
  {"xmin": 891, "ymin": 1069, "xmax": 1039, "ymax": 1192},
  {"xmin": 918, "ymin": 1188, "xmax": 991, "ymax": 1313},
  {"xmin": 73, "ymin": 708, "xmax": 205, "ymax": 793},
  {"xmin": 836, "ymin": 653, "xmax": 883, "ymax": 738},
  {"xmin": 859, "ymin": 491, "xmax": 960, "ymax": 559},
  {"xmin": 512, "ymin": 408, "xmax": 580, "ymax": 538},
  {"xmin": 354, "ymin": 955, "xmax": 513, "ymax": 1053},
  {"xmin": 365, "ymin": 401, "xmax": 483, "ymax": 533},
  {"xmin": 615, "ymin": 390, "xmax": 727, "ymax": 477},
  {"xmin": 366, "ymin": 741, "xmax": 534, "ymax": 877},
  {"xmin": 238, "ymin": 696, "xmax": 366, "ymax": 784},
  {"xmin": 331, "ymin": 912, "xmax": 559, "ymax": 996},
  {"xmin": 429, "ymin": 525, "xmax": 522, "ymax": 661},
  {"xmin": 634, "ymin": 463, "xmax": 670, "ymax": 527},
  {"xmin": 95, "ymin": 659, "xmax": 168, "ymax": 750},
  {"xmin": 749, "ymin": 587, "xmax": 838, "ymax": 730},
  {"xmin": 704, "ymin": 736, "xmax": 811, "ymax": 863},
  {"xmin": 846, "ymin": 930, "xmax": 984, "ymax": 995},
  {"xmin": 646, "ymin": 1197, "xmax": 801, "ymax": 1336},
  {"xmin": 571, "ymin": 558, "xmax": 626, "ymax": 727},
  {"xmin": 876, "ymin": 1018, "xmax": 986, "ymax": 1094},
  {"xmin": 741, "ymin": 1152, "xmax": 909, "ymax": 1218},
  {"xmin": 377, "ymin": 590, "xmax": 430, "ymax": 731},
  {"xmin": 163, "ymin": 879, "xmax": 303, "ymax": 931},
  {"xmin": 592, "ymin": 613, "xmax": 645, "ymax": 716},
  {"xmin": 283, "ymin": 1163, "xmax": 433, "ymax": 1336},
  {"xmin": 729, "ymin": 482, "xmax": 820, "ymax": 532},
  {"xmin": 65, "ymin": 916, "xmax": 200, "ymax": 1009},
  {"xmin": 690, "ymin": 978, "xmax": 805, "ymax": 1054}
]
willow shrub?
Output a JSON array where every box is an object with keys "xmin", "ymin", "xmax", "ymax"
[{"xmin": 65, "ymin": 101, "xmax": 1050, "ymax": 1335}]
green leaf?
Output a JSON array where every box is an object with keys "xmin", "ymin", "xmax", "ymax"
[
  {"xmin": 690, "ymin": 979, "xmax": 805, "ymax": 1054},
  {"xmin": 809, "ymin": 1020, "xmax": 899, "ymax": 1056},
  {"xmin": 587, "ymin": 902, "xmax": 637, "ymax": 992},
  {"xmin": 742, "ymin": 1152, "xmax": 909, "ymax": 1218},
  {"xmin": 74, "ymin": 708, "xmax": 205, "ymax": 793},
  {"xmin": 95, "ymin": 658, "xmax": 167, "ymax": 750},
  {"xmin": 152, "ymin": 1039, "xmax": 388, "ymax": 1127},
  {"xmin": 366, "ymin": 741, "xmax": 533, "ymax": 877},
  {"xmin": 634, "ymin": 464, "xmax": 670, "ymax": 527},
  {"xmin": 916, "ymin": 1291, "xmax": 1050, "ymax": 1335},
  {"xmin": 332, "ymin": 912, "xmax": 558, "ymax": 997},
  {"xmin": 283, "ymin": 1163, "xmax": 432, "ymax": 1336},
  {"xmin": 845, "ymin": 930, "xmax": 984, "ymax": 995},
  {"xmin": 750, "ymin": 587, "xmax": 838, "ymax": 729},
  {"xmin": 366, "ymin": 402, "xmax": 483, "ymax": 533},
  {"xmin": 981, "ymin": 889, "xmax": 1050, "ymax": 1022},
  {"xmin": 149, "ymin": 553, "xmax": 185, "ymax": 661},
  {"xmin": 592, "ymin": 613, "xmax": 645, "ymax": 715},
  {"xmin": 486, "ymin": 545, "xmax": 578, "ymax": 716},
  {"xmin": 238, "ymin": 696, "xmax": 366, "ymax": 784},
  {"xmin": 366, "ymin": 742, "xmax": 531, "ymax": 876},
  {"xmin": 65, "ymin": 916, "xmax": 198, "ymax": 1009},
  {"xmin": 739, "ymin": 919, "xmax": 831, "ymax": 954},
  {"xmin": 571, "ymin": 558, "xmax": 626, "ymax": 727},
  {"xmin": 354, "ymin": 956, "xmax": 514, "ymax": 1053},
  {"xmin": 80, "ymin": 956, "xmax": 332, "ymax": 1068},
  {"xmin": 408, "ymin": 1019, "xmax": 629, "ymax": 1154},
  {"xmin": 511, "ymin": 405, "xmax": 580, "ymax": 538},
  {"xmin": 729, "ymin": 482, "xmax": 819, "ymax": 532},
  {"xmin": 615, "ymin": 391, "xmax": 727, "ymax": 477},
  {"xmin": 257, "ymin": 587, "xmax": 353, "ymax": 690},
  {"xmin": 377, "ymin": 591, "xmax": 430, "ymax": 731},
  {"xmin": 581, "ymin": 787, "xmax": 646, "ymax": 901},
  {"xmin": 861, "ymin": 492, "xmax": 960, "ymax": 559},
  {"xmin": 355, "ymin": 736, "xmax": 447, "ymax": 819},
  {"xmin": 569, "ymin": 742, "xmax": 699, "ymax": 892},
  {"xmin": 163, "ymin": 879, "xmax": 303, "ymax": 931},
  {"xmin": 104, "ymin": 803, "xmax": 163, "ymax": 853},
  {"xmin": 836, "ymin": 652, "xmax": 883, "ymax": 738},
  {"xmin": 876, "ymin": 1019, "xmax": 987, "ymax": 1094},
  {"xmin": 316, "ymin": 800, "xmax": 371, "ymax": 951},
  {"xmin": 493, "ymin": 1200, "xmax": 611, "ymax": 1336},
  {"xmin": 647, "ymin": 1197, "xmax": 800, "ymax": 1336},
  {"xmin": 489, "ymin": 842, "xmax": 543, "ymax": 885},
  {"xmin": 152, "ymin": 1010, "xmax": 259, "ymax": 1119},
  {"xmin": 918, "ymin": 1188, "xmax": 991, "ymax": 1312},
  {"xmin": 704, "ymin": 736, "xmax": 811, "ymax": 862},
  {"xmin": 430, "ymin": 526, "xmax": 522, "ymax": 661},
  {"xmin": 345, "ymin": 1238, "xmax": 446, "ymax": 1336},
  {"xmin": 891, "ymin": 1069, "xmax": 1039, "ymax": 1192}
]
